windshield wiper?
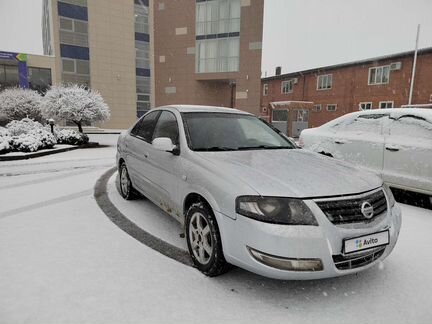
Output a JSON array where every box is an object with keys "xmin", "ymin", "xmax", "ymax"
[
  {"xmin": 194, "ymin": 146, "xmax": 238, "ymax": 151},
  {"xmin": 237, "ymin": 145, "xmax": 293, "ymax": 150}
]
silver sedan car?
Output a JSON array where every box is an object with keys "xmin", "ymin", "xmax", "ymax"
[{"xmin": 116, "ymin": 105, "xmax": 401, "ymax": 280}]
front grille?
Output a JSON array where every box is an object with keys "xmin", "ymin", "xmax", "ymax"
[
  {"xmin": 333, "ymin": 247, "xmax": 386, "ymax": 270},
  {"xmin": 315, "ymin": 189, "xmax": 387, "ymax": 225}
]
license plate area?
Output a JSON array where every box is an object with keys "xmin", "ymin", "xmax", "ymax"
[{"xmin": 343, "ymin": 230, "xmax": 389, "ymax": 254}]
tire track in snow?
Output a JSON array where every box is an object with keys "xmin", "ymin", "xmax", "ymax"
[
  {"xmin": 0, "ymin": 165, "xmax": 113, "ymax": 190},
  {"xmin": 0, "ymin": 189, "xmax": 93, "ymax": 219},
  {"xmin": 94, "ymin": 167, "xmax": 193, "ymax": 267}
]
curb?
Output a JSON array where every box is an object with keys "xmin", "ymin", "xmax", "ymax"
[
  {"xmin": 0, "ymin": 146, "xmax": 78, "ymax": 161},
  {"xmin": 93, "ymin": 167, "xmax": 193, "ymax": 267}
]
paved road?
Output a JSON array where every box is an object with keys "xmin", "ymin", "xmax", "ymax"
[{"xmin": 1, "ymin": 135, "xmax": 432, "ymax": 324}]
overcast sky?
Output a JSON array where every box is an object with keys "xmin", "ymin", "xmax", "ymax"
[{"xmin": 1, "ymin": 0, "xmax": 432, "ymax": 77}]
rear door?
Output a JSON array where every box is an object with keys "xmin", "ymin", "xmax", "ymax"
[
  {"xmin": 383, "ymin": 112, "xmax": 432, "ymax": 194},
  {"xmin": 329, "ymin": 113, "xmax": 388, "ymax": 174},
  {"xmin": 125, "ymin": 110, "xmax": 161, "ymax": 195}
]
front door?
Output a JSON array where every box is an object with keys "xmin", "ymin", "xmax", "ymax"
[
  {"xmin": 383, "ymin": 113, "xmax": 432, "ymax": 194},
  {"xmin": 292, "ymin": 109, "xmax": 309, "ymax": 137},
  {"xmin": 146, "ymin": 110, "xmax": 183, "ymax": 216},
  {"xmin": 272, "ymin": 109, "xmax": 289, "ymax": 135}
]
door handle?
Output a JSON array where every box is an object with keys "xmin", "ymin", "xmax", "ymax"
[
  {"xmin": 385, "ymin": 146, "xmax": 399, "ymax": 152},
  {"xmin": 334, "ymin": 139, "xmax": 346, "ymax": 144},
  {"xmin": 144, "ymin": 152, "xmax": 149, "ymax": 158}
]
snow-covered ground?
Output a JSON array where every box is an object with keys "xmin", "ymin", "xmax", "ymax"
[{"xmin": 1, "ymin": 134, "xmax": 432, "ymax": 324}]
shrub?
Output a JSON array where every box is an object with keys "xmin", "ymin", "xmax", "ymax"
[
  {"xmin": 6, "ymin": 118, "xmax": 43, "ymax": 136},
  {"xmin": 6, "ymin": 119, "xmax": 56, "ymax": 152},
  {"xmin": 55, "ymin": 129, "xmax": 89, "ymax": 145},
  {"xmin": 0, "ymin": 88, "xmax": 42, "ymax": 122},
  {"xmin": 11, "ymin": 133, "xmax": 42, "ymax": 152},
  {"xmin": 0, "ymin": 127, "xmax": 12, "ymax": 154}
]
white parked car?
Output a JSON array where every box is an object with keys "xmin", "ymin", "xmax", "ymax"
[
  {"xmin": 116, "ymin": 105, "xmax": 401, "ymax": 280},
  {"xmin": 300, "ymin": 108, "xmax": 432, "ymax": 198}
]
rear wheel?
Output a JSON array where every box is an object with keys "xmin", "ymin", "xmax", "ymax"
[
  {"xmin": 185, "ymin": 202, "xmax": 230, "ymax": 276},
  {"xmin": 119, "ymin": 162, "xmax": 138, "ymax": 200}
]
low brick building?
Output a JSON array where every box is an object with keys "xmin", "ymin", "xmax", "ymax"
[{"xmin": 261, "ymin": 47, "xmax": 432, "ymax": 137}]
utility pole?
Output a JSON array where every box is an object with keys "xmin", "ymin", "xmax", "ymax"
[{"xmin": 408, "ymin": 24, "xmax": 421, "ymax": 106}]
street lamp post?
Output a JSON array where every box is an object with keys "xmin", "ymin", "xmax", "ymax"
[{"xmin": 48, "ymin": 119, "xmax": 55, "ymax": 134}]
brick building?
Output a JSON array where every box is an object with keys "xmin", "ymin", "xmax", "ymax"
[
  {"xmin": 261, "ymin": 47, "xmax": 432, "ymax": 137},
  {"xmin": 153, "ymin": 0, "xmax": 264, "ymax": 116}
]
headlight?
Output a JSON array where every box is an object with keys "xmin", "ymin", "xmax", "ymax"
[
  {"xmin": 236, "ymin": 196, "xmax": 318, "ymax": 225},
  {"xmin": 383, "ymin": 184, "xmax": 396, "ymax": 208}
]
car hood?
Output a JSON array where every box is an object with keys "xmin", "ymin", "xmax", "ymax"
[{"xmin": 195, "ymin": 149, "xmax": 382, "ymax": 198}]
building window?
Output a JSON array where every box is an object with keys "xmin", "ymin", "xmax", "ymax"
[
  {"xmin": 359, "ymin": 102, "xmax": 372, "ymax": 110},
  {"xmin": 379, "ymin": 101, "xmax": 394, "ymax": 109},
  {"xmin": 0, "ymin": 64, "xmax": 19, "ymax": 88},
  {"xmin": 195, "ymin": 0, "xmax": 241, "ymax": 73},
  {"xmin": 327, "ymin": 104, "xmax": 337, "ymax": 112},
  {"xmin": 196, "ymin": 37, "xmax": 240, "ymax": 73},
  {"xmin": 134, "ymin": 3, "xmax": 149, "ymax": 34},
  {"xmin": 136, "ymin": 40, "xmax": 150, "ymax": 69},
  {"xmin": 59, "ymin": 17, "xmax": 88, "ymax": 34},
  {"xmin": 196, "ymin": 0, "xmax": 241, "ymax": 36},
  {"xmin": 281, "ymin": 80, "xmax": 294, "ymax": 94},
  {"xmin": 28, "ymin": 67, "xmax": 52, "ymax": 93},
  {"xmin": 313, "ymin": 104, "xmax": 322, "ymax": 112},
  {"xmin": 369, "ymin": 66, "xmax": 390, "ymax": 85},
  {"xmin": 62, "ymin": 58, "xmax": 89, "ymax": 75},
  {"xmin": 263, "ymin": 83, "xmax": 268, "ymax": 96},
  {"xmin": 317, "ymin": 74, "xmax": 332, "ymax": 90}
]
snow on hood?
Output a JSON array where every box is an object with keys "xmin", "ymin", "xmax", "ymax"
[{"xmin": 196, "ymin": 149, "xmax": 382, "ymax": 198}]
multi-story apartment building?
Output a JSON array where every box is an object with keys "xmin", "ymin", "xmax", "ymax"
[
  {"xmin": 40, "ymin": 0, "xmax": 264, "ymax": 128},
  {"xmin": 261, "ymin": 48, "xmax": 432, "ymax": 137}
]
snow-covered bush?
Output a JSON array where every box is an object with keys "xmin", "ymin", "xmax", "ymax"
[
  {"xmin": 0, "ymin": 88, "xmax": 42, "ymax": 122},
  {"xmin": 6, "ymin": 118, "xmax": 43, "ymax": 136},
  {"xmin": 10, "ymin": 133, "xmax": 42, "ymax": 152},
  {"xmin": 0, "ymin": 127, "xmax": 12, "ymax": 154},
  {"xmin": 55, "ymin": 128, "xmax": 89, "ymax": 145},
  {"xmin": 5, "ymin": 119, "xmax": 56, "ymax": 152},
  {"xmin": 41, "ymin": 84, "xmax": 110, "ymax": 133}
]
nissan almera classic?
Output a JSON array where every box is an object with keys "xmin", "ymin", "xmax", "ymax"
[{"xmin": 116, "ymin": 105, "xmax": 401, "ymax": 280}]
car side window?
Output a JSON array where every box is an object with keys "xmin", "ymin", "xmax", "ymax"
[
  {"xmin": 390, "ymin": 115, "xmax": 432, "ymax": 139},
  {"xmin": 152, "ymin": 111, "xmax": 180, "ymax": 145},
  {"xmin": 130, "ymin": 111, "xmax": 161, "ymax": 142},
  {"xmin": 339, "ymin": 114, "xmax": 387, "ymax": 134}
]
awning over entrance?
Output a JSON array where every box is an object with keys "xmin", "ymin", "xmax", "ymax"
[{"xmin": 270, "ymin": 100, "xmax": 314, "ymax": 109}]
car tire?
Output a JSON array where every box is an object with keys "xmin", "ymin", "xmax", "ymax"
[
  {"xmin": 118, "ymin": 162, "xmax": 138, "ymax": 200},
  {"xmin": 185, "ymin": 202, "xmax": 230, "ymax": 277}
]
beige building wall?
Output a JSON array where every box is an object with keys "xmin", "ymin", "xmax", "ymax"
[
  {"xmin": 27, "ymin": 54, "xmax": 61, "ymax": 85},
  {"xmin": 87, "ymin": 0, "xmax": 137, "ymax": 129}
]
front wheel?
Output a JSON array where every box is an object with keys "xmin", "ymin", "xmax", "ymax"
[{"xmin": 185, "ymin": 202, "xmax": 230, "ymax": 276}]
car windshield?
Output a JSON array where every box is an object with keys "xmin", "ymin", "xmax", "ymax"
[{"xmin": 182, "ymin": 112, "xmax": 295, "ymax": 151}]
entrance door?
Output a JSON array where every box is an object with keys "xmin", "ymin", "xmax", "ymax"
[
  {"xmin": 292, "ymin": 109, "xmax": 309, "ymax": 137},
  {"xmin": 272, "ymin": 109, "xmax": 289, "ymax": 135}
]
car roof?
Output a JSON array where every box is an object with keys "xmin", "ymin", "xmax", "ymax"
[{"xmin": 159, "ymin": 105, "xmax": 251, "ymax": 115}]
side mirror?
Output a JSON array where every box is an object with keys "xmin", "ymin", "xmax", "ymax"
[{"xmin": 152, "ymin": 137, "xmax": 180, "ymax": 155}]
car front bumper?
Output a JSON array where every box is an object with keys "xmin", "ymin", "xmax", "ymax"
[{"xmin": 215, "ymin": 202, "xmax": 402, "ymax": 280}]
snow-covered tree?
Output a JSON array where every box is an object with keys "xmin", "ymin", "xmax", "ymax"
[
  {"xmin": 41, "ymin": 84, "xmax": 110, "ymax": 133},
  {"xmin": 0, "ymin": 88, "xmax": 42, "ymax": 121}
]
